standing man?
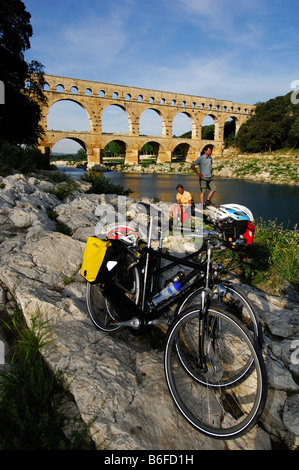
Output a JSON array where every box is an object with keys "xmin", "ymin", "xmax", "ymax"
[{"xmin": 191, "ymin": 146, "xmax": 216, "ymax": 206}]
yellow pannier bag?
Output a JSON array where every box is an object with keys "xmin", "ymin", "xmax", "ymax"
[{"xmin": 81, "ymin": 237, "xmax": 112, "ymax": 283}]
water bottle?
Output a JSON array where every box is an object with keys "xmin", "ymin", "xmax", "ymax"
[
  {"xmin": 166, "ymin": 271, "xmax": 185, "ymax": 285},
  {"xmin": 152, "ymin": 271, "xmax": 185, "ymax": 306}
]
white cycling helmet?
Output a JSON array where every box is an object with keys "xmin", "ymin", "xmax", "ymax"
[
  {"xmin": 106, "ymin": 225, "xmax": 139, "ymax": 245},
  {"xmin": 215, "ymin": 204, "xmax": 254, "ymax": 223}
]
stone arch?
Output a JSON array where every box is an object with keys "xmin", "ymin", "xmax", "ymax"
[
  {"xmin": 171, "ymin": 142, "xmax": 191, "ymax": 162},
  {"xmin": 103, "ymin": 139, "xmax": 126, "ymax": 163},
  {"xmin": 49, "ymin": 136, "xmax": 90, "ymax": 156},
  {"xmin": 226, "ymin": 114, "xmax": 244, "ymax": 134},
  {"xmin": 101, "ymin": 103, "xmax": 130, "ymax": 134},
  {"xmin": 224, "ymin": 116, "xmax": 237, "ymax": 143},
  {"xmin": 140, "ymin": 140, "xmax": 159, "ymax": 163},
  {"xmin": 139, "ymin": 109, "xmax": 163, "ymax": 136},
  {"xmin": 56, "ymin": 84, "xmax": 65, "ymax": 92},
  {"xmin": 46, "ymin": 98, "xmax": 92, "ymax": 132},
  {"xmin": 172, "ymin": 111, "xmax": 193, "ymax": 138},
  {"xmin": 201, "ymin": 114, "xmax": 218, "ymax": 140}
]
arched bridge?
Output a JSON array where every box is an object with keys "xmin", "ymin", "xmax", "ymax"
[{"xmin": 38, "ymin": 74, "xmax": 255, "ymax": 166}]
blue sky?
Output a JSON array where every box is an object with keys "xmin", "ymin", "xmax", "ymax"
[{"xmin": 23, "ymin": 0, "xmax": 299, "ymax": 153}]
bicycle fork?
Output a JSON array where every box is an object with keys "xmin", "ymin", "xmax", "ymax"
[
  {"xmin": 198, "ymin": 289, "xmax": 209, "ymax": 372},
  {"xmin": 198, "ymin": 242, "xmax": 213, "ymax": 372}
]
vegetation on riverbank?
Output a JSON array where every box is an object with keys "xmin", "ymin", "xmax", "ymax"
[
  {"xmin": 81, "ymin": 170, "xmax": 133, "ymax": 195},
  {"xmin": 246, "ymin": 220, "xmax": 299, "ymax": 296},
  {"xmin": 0, "ymin": 142, "xmax": 50, "ymax": 176},
  {"xmin": 214, "ymin": 219, "xmax": 299, "ymax": 297}
]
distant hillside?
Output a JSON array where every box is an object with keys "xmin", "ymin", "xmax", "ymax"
[{"xmin": 235, "ymin": 92, "xmax": 299, "ymax": 152}]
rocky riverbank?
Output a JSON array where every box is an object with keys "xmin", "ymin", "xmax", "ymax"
[
  {"xmin": 0, "ymin": 171, "xmax": 298, "ymax": 450},
  {"xmin": 113, "ymin": 149, "xmax": 299, "ymax": 186}
]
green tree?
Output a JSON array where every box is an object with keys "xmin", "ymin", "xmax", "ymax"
[
  {"xmin": 235, "ymin": 93, "xmax": 299, "ymax": 152},
  {"xmin": 0, "ymin": 0, "xmax": 46, "ymax": 146}
]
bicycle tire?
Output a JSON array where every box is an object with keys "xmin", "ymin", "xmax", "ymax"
[
  {"xmin": 176, "ymin": 282, "xmax": 263, "ymax": 348},
  {"xmin": 164, "ymin": 306, "xmax": 267, "ymax": 439},
  {"xmin": 86, "ymin": 253, "xmax": 141, "ymax": 332}
]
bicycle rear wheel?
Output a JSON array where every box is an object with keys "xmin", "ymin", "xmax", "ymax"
[
  {"xmin": 86, "ymin": 253, "xmax": 141, "ymax": 332},
  {"xmin": 164, "ymin": 307, "xmax": 267, "ymax": 439}
]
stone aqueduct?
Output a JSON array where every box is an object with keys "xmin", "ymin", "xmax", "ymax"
[{"xmin": 38, "ymin": 74, "xmax": 255, "ymax": 166}]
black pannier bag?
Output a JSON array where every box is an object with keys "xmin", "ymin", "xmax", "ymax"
[{"xmin": 217, "ymin": 219, "xmax": 255, "ymax": 250}]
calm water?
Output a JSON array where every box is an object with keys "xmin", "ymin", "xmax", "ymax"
[{"xmin": 59, "ymin": 167, "xmax": 299, "ymax": 228}]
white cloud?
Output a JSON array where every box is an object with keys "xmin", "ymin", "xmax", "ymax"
[{"xmin": 177, "ymin": 0, "xmax": 266, "ymax": 46}]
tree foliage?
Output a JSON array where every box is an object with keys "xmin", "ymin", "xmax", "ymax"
[
  {"xmin": 0, "ymin": 0, "xmax": 46, "ymax": 146},
  {"xmin": 235, "ymin": 93, "xmax": 299, "ymax": 152}
]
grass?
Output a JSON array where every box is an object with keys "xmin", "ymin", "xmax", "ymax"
[
  {"xmin": 205, "ymin": 218, "xmax": 299, "ymax": 297},
  {"xmin": 242, "ymin": 220, "xmax": 299, "ymax": 295},
  {"xmin": 214, "ymin": 220, "xmax": 299, "ymax": 296},
  {"xmin": 0, "ymin": 300, "xmax": 95, "ymax": 450}
]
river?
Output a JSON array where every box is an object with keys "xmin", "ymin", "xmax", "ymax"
[{"xmin": 58, "ymin": 167, "xmax": 299, "ymax": 229}]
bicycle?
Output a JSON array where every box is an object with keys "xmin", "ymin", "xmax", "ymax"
[
  {"xmin": 86, "ymin": 202, "xmax": 262, "ymax": 345},
  {"xmin": 82, "ymin": 202, "xmax": 267, "ymax": 439}
]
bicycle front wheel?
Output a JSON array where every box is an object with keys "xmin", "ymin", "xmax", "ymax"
[
  {"xmin": 164, "ymin": 307, "xmax": 267, "ymax": 439},
  {"xmin": 176, "ymin": 282, "xmax": 263, "ymax": 347},
  {"xmin": 86, "ymin": 253, "xmax": 141, "ymax": 332}
]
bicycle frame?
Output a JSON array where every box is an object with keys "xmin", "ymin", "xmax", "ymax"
[{"xmin": 102, "ymin": 203, "xmax": 222, "ymax": 329}]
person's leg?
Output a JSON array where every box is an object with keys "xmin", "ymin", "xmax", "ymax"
[
  {"xmin": 206, "ymin": 190, "xmax": 215, "ymax": 202},
  {"xmin": 172, "ymin": 204, "xmax": 180, "ymax": 219},
  {"xmin": 199, "ymin": 179, "xmax": 206, "ymax": 205},
  {"xmin": 206, "ymin": 180, "xmax": 216, "ymax": 204}
]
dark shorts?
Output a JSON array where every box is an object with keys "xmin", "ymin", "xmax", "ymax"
[{"xmin": 199, "ymin": 178, "xmax": 216, "ymax": 192}]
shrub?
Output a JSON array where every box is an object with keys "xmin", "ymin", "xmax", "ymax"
[
  {"xmin": 82, "ymin": 171, "xmax": 133, "ymax": 195},
  {"xmin": 0, "ymin": 141, "xmax": 49, "ymax": 176}
]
